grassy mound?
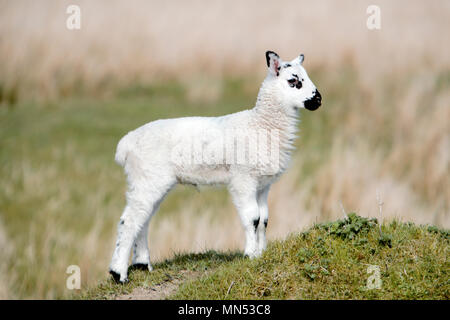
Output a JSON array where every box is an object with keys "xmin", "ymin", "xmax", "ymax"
[{"xmin": 82, "ymin": 214, "xmax": 449, "ymax": 300}]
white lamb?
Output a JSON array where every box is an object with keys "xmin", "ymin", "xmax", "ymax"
[{"xmin": 109, "ymin": 51, "xmax": 322, "ymax": 283}]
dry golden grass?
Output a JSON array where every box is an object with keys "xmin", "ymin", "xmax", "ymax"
[
  {"xmin": 0, "ymin": 0, "xmax": 448, "ymax": 299},
  {"xmin": 1, "ymin": 0, "xmax": 450, "ymax": 102}
]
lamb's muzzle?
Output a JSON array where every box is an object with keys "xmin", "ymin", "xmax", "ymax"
[{"xmin": 304, "ymin": 90, "xmax": 322, "ymax": 111}]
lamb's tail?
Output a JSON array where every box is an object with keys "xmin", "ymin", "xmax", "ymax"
[{"xmin": 115, "ymin": 134, "xmax": 133, "ymax": 167}]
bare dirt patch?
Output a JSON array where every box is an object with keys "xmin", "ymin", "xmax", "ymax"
[{"xmin": 115, "ymin": 270, "xmax": 202, "ymax": 300}]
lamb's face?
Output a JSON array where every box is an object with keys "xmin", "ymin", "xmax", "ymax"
[{"xmin": 266, "ymin": 51, "xmax": 322, "ymax": 112}]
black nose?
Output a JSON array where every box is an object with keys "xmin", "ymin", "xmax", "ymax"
[
  {"xmin": 315, "ymin": 90, "xmax": 322, "ymax": 103},
  {"xmin": 304, "ymin": 90, "xmax": 322, "ymax": 111}
]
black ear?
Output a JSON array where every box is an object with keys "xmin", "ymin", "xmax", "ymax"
[{"xmin": 265, "ymin": 51, "xmax": 282, "ymax": 76}]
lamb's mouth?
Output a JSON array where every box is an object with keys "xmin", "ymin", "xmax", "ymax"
[{"xmin": 304, "ymin": 90, "xmax": 322, "ymax": 111}]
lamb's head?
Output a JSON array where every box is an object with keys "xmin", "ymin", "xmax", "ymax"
[{"xmin": 264, "ymin": 51, "xmax": 322, "ymax": 112}]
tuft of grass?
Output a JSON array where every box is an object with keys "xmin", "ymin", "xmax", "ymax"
[
  {"xmin": 315, "ymin": 213, "xmax": 393, "ymax": 248},
  {"xmin": 314, "ymin": 212, "xmax": 379, "ymax": 240}
]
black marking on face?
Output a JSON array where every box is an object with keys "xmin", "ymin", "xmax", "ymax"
[
  {"xmin": 120, "ymin": 219, "xmax": 125, "ymax": 225},
  {"xmin": 253, "ymin": 217, "xmax": 260, "ymax": 232},
  {"xmin": 287, "ymin": 74, "xmax": 302, "ymax": 89},
  {"xmin": 264, "ymin": 219, "xmax": 268, "ymax": 228},
  {"xmin": 287, "ymin": 78, "xmax": 296, "ymax": 87},
  {"xmin": 283, "ymin": 63, "xmax": 291, "ymax": 68}
]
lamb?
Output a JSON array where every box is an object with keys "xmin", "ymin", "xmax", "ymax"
[{"xmin": 109, "ymin": 51, "xmax": 322, "ymax": 283}]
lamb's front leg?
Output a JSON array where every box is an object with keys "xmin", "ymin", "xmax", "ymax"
[
  {"xmin": 256, "ymin": 186, "xmax": 270, "ymax": 255},
  {"xmin": 240, "ymin": 202, "xmax": 260, "ymax": 258},
  {"xmin": 229, "ymin": 179, "xmax": 259, "ymax": 258}
]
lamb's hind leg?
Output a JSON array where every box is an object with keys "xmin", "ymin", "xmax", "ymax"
[
  {"xmin": 109, "ymin": 200, "xmax": 150, "ymax": 283},
  {"xmin": 131, "ymin": 198, "xmax": 164, "ymax": 271},
  {"xmin": 109, "ymin": 177, "xmax": 175, "ymax": 283},
  {"xmin": 130, "ymin": 219, "xmax": 151, "ymax": 271}
]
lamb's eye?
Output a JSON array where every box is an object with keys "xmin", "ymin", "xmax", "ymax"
[{"xmin": 287, "ymin": 78, "xmax": 297, "ymax": 88}]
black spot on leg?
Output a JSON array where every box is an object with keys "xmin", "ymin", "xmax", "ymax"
[
  {"xmin": 253, "ymin": 218, "xmax": 260, "ymax": 232},
  {"xmin": 264, "ymin": 219, "xmax": 268, "ymax": 228}
]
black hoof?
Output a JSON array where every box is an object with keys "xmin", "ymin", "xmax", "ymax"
[
  {"xmin": 129, "ymin": 263, "xmax": 149, "ymax": 272},
  {"xmin": 109, "ymin": 270, "xmax": 127, "ymax": 284}
]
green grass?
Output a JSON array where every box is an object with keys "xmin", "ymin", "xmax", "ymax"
[{"xmin": 82, "ymin": 214, "xmax": 449, "ymax": 300}]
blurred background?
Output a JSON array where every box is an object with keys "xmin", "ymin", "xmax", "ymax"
[{"xmin": 0, "ymin": 0, "xmax": 448, "ymax": 299}]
